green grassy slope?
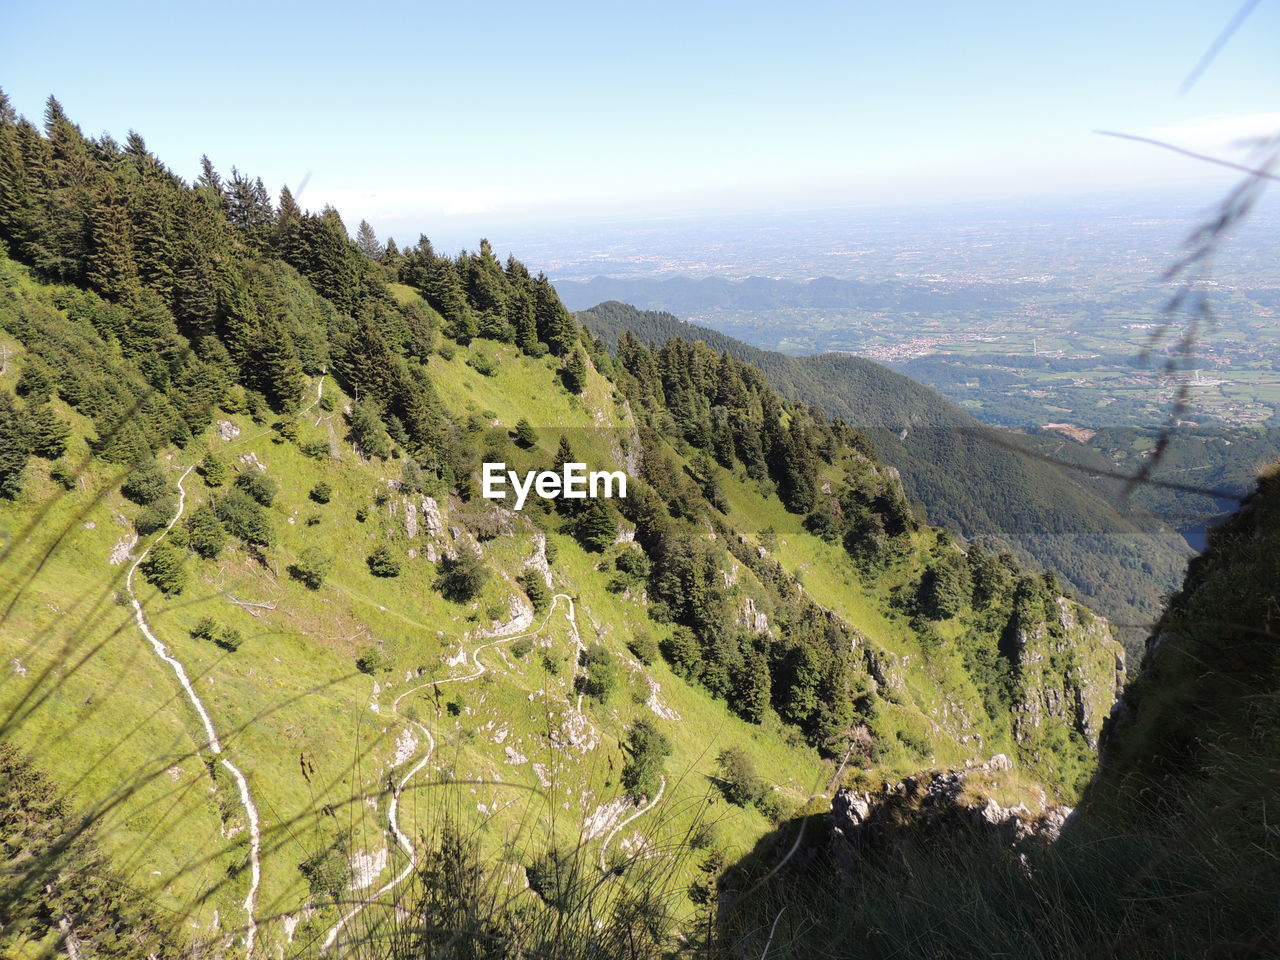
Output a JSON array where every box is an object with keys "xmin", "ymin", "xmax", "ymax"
[
  {"xmin": 1, "ymin": 272, "xmax": 1121, "ymax": 955},
  {"xmin": 577, "ymin": 300, "xmax": 1191, "ymax": 645}
]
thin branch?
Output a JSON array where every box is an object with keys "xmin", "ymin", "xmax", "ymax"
[
  {"xmin": 1178, "ymin": 0, "xmax": 1265, "ymax": 94},
  {"xmin": 1096, "ymin": 130, "xmax": 1280, "ymax": 182}
]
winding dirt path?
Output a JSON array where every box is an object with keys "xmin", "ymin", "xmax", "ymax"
[
  {"xmin": 321, "ymin": 593, "xmax": 578, "ymax": 951},
  {"xmin": 597, "ymin": 775, "xmax": 666, "ymax": 871},
  {"xmin": 126, "ymin": 466, "xmax": 262, "ymax": 958}
]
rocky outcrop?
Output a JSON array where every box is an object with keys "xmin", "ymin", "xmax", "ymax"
[
  {"xmin": 829, "ymin": 755, "xmax": 1070, "ymax": 880},
  {"xmin": 1008, "ymin": 596, "xmax": 1125, "ymax": 750}
]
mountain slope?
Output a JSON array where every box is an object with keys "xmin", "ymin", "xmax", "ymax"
[
  {"xmin": 717, "ymin": 465, "xmax": 1280, "ymax": 959},
  {"xmin": 0, "ymin": 95, "xmax": 1122, "ymax": 957},
  {"xmin": 576, "ymin": 301, "xmax": 1191, "ymax": 645}
]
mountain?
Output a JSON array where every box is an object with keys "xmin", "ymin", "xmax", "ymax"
[
  {"xmin": 576, "ymin": 301, "xmax": 1192, "ymax": 648},
  {"xmin": 0, "ymin": 95, "xmax": 1123, "ymax": 957},
  {"xmin": 719, "ymin": 467, "xmax": 1280, "ymax": 959}
]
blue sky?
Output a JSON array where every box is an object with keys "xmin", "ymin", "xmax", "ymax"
[{"xmin": 4, "ymin": 0, "xmax": 1277, "ymax": 247}]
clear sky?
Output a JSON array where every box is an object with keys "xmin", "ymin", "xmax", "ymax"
[{"xmin": 3, "ymin": 0, "xmax": 1277, "ymax": 248}]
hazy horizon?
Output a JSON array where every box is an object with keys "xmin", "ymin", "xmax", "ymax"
[{"xmin": 5, "ymin": 0, "xmax": 1277, "ymax": 255}]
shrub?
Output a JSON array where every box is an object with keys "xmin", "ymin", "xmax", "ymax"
[
  {"xmin": 576, "ymin": 644, "xmax": 618, "ymax": 701},
  {"xmin": 300, "ymin": 439, "xmax": 329, "ymax": 460},
  {"xmin": 213, "ymin": 488, "xmax": 275, "ymax": 547},
  {"xmin": 468, "ymin": 351, "xmax": 498, "ymax": 377},
  {"xmin": 309, "ymin": 481, "xmax": 332, "ymax": 504},
  {"xmin": 626, "ymin": 629, "xmax": 660, "ymax": 665},
  {"xmin": 134, "ymin": 497, "xmax": 176, "ymax": 535},
  {"xmin": 366, "ymin": 544, "xmax": 401, "ymax": 577},
  {"xmin": 199, "ymin": 452, "xmax": 227, "ymax": 487},
  {"xmin": 621, "ymin": 719, "xmax": 671, "ymax": 800},
  {"xmin": 715, "ymin": 747, "xmax": 763, "ymax": 807},
  {"xmin": 235, "ymin": 470, "xmax": 277, "ymax": 507},
  {"xmin": 356, "ymin": 647, "xmax": 391, "ymax": 674},
  {"xmin": 290, "ymin": 546, "xmax": 332, "ymax": 589},
  {"xmin": 186, "ymin": 503, "xmax": 227, "ymax": 559},
  {"xmin": 49, "ymin": 460, "xmax": 77, "ymax": 490},
  {"xmin": 121, "ymin": 461, "xmax": 169, "ymax": 505},
  {"xmin": 435, "ymin": 548, "xmax": 489, "ymax": 602}
]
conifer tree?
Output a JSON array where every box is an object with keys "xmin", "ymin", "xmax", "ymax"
[
  {"xmin": 532, "ymin": 274, "xmax": 575, "ymax": 355},
  {"xmin": 514, "ymin": 418, "xmax": 538, "ymax": 448},
  {"xmin": 0, "ymin": 391, "xmax": 30, "ymax": 499},
  {"xmin": 356, "ymin": 219, "xmax": 382, "ymax": 261},
  {"xmin": 87, "ymin": 180, "xmax": 139, "ymax": 299},
  {"xmin": 574, "ymin": 498, "xmax": 619, "ymax": 552},
  {"xmin": 251, "ymin": 318, "xmax": 305, "ymax": 412},
  {"xmin": 562, "ymin": 349, "xmax": 588, "ymax": 394}
]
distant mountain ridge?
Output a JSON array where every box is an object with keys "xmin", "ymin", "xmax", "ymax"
[
  {"xmin": 576, "ymin": 300, "xmax": 1191, "ymax": 644},
  {"xmin": 556, "ymin": 274, "xmax": 1020, "ymax": 316}
]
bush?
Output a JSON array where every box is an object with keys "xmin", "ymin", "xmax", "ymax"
[
  {"xmin": 309, "ymin": 481, "xmax": 332, "ymax": 504},
  {"xmin": 186, "ymin": 503, "xmax": 227, "ymax": 558},
  {"xmin": 213, "ymin": 489, "xmax": 275, "ymax": 547},
  {"xmin": 290, "ymin": 547, "xmax": 332, "ymax": 589},
  {"xmin": 356, "ymin": 647, "xmax": 391, "ymax": 674},
  {"xmin": 49, "ymin": 460, "xmax": 77, "ymax": 490},
  {"xmin": 715, "ymin": 747, "xmax": 764, "ymax": 807},
  {"xmin": 621, "ymin": 719, "xmax": 671, "ymax": 800},
  {"xmin": 366, "ymin": 544, "xmax": 401, "ymax": 577},
  {"xmin": 134, "ymin": 496, "xmax": 176, "ymax": 535},
  {"xmin": 520, "ymin": 572, "xmax": 550, "ymax": 613},
  {"xmin": 235, "ymin": 470, "xmax": 277, "ymax": 507},
  {"xmin": 121, "ymin": 461, "xmax": 169, "ymax": 505},
  {"xmin": 300, "ymin": 438, "xmax": 329, "ymax": 460},
  {"xmin": 626, "ymin": 629, "xmax": 660, "ymax": 665},
  {"xmin": 199, "ymin": 452, "xmax": 227, "ymax": 487},
  {"xmin": 435, "ymin": 548, "xmax": 489, "ymax": 602},
  {"xmin": 468, "ymin": 351, "xmax": 498, "ymax": 377},
  {"xmin": 576, "ymin": 644, "xmax": 618, "ymax": 701}
]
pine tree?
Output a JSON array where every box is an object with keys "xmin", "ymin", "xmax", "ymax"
[
  {"xmin": 251, "ymin": 318, "xmax": 305, "ymax": 412},
  {"xmin": 621, "ymin": 719, "xmax": 672, "ymax": 800},
  {"xmin": 562, "ymin": 349, "xmax": 588, "ymax": 394},
  {"xmin": 733, "ymin": 648, "xmax": 771, "ymax": 724},
  {"xmin": 186, "ymin": 502, "xmax": 227, "ymax": 558},
  {"xmin": 0, "ymin": 391, "xmax": 30, "ymax": 499},
  {"xmin": 532, "ymin": 273, "xmax": 575, "ymax": 355},
  {"xmin": 574, "ymin": 498, "xmax": 618, "ymax": 552},
  {"xmin": 23, "ymin": 404, "xmax": 69, "ymax": 459},
  {"xmin": 140, "ymin": 539, "xmax": 187, "ymax": 594},
  {"xmin": 356, "ymin": 219, "xmax": 382, "ymax": 261},
  {"xmin": 87, "ymin": 180, "xmax": 139, "ymax": 299},
  {"xmin": 514, "ymin": 418, "xmax": 538, "ymax": 448},
  {"xmin": 382, "ymin": 236, "xmax": 402, "ymax": 277}
]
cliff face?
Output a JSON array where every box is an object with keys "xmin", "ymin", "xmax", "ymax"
[
  {"xmin": 1010, "ymin": 597, "xmax": 1125, "ymax": 751},
  {"xmin": 829, "ymin": 754, "xmax": 1071, "ymax": 881}
]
